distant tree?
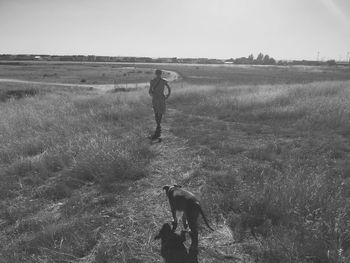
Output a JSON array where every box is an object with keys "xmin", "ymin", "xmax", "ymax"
[
  {"xmin": 231, "ymin": 53, "xmax": 276, "ymax": 65},
  {"xmin": 234, "ymin": 57, "xmax": 249, "ymax": 64},
  {"xmin": 277, "ymin": 60, "xmax": 287, "ymax": 65},
  {"xmin": 263, "ymin": 54, "xmax": 270, "ymax": 64},
  {"xmin": 256, "ymin": 53, "xmax": 264, "ymax": 64},
  {"xmin": 248, "ymin": 54, "xmax": 254, "ymax": 63},
  {"xmin": 326, "ymin": 59, "xmax": 336, "ymax": 66},
  {"xmin": 268, "ymin": 57, "xmax": 276, "ymax": 65}
]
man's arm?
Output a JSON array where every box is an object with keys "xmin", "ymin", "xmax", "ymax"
[
  {"xmin": 165, "ymin": 82, "xmax": 171, "ymax": 99},
  {"xmin": 148, "ymin": 81, "xmax": 153, "ymax": 96}
]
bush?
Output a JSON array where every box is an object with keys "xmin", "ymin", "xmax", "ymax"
[{"xmin": 0, "ymin": 89, "xmax": 38, "ymax": 102}]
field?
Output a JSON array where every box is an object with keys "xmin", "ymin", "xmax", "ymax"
[
  {"xmin": 0, "ymin": 62, "xmax": 156, "ymax": 85},
  {"xmin": 2, "ymin": 61, "xmax": 350, "ymax": 86},
  {"xmin": 134, "ymin": 63, "xmax": 350, "ymax": 85},
  {"xmin": 0, "ymin": 62, "xmax": 349, "ymax": 263}
]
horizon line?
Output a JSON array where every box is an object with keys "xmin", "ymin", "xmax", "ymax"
[{"xmin": 1, "ymin": 53, "xmax": 346, "ymax": 62}]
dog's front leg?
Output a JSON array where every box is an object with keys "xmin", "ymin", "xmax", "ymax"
[
  {"xmin": 171, "ymin": 208, "xmax": 178, "ymax": 231},
  {"xmin": 182, "ymin": 213, "xmax": 189, "ymax": 230}
]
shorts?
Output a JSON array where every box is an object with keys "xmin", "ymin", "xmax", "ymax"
[{"xmin": 152, "ymin": 97, "xmax": 166, "ymax": 114}]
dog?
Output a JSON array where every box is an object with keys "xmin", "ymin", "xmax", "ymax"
[{"xmin": 162, "ymin": 184, "xmax": 214, "ymax": 253}]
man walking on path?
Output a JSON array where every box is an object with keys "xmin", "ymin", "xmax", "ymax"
[{"xmin": 149, "ymin": 69, "xmax": 171, "ymax": 140}]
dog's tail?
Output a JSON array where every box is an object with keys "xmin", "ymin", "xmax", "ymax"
[{"xmin": 197, "ymin": 202, "xmax": 214, "ymax": 231}]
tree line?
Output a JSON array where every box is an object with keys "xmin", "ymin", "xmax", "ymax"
[{"xmin": 225, "ymin": 53, "xmax": 276, "ymax": 65}]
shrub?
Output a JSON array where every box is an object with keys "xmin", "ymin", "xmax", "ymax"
[{"xmin": 0, "ymin": 89, "xmax": 38, "ymax": 102}]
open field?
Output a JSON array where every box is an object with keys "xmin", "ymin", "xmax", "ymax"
[
  {"xmin": 131, "ymin": 63, "xmax": 350, "ymax": 85},
  {"xmin": 1, "ymin": 61, "xmax": 350, "ymax": 86},
  {"xmin": 0, "ymin": 63, "xmax": 349, "ymax": 262},
  {"xmin": 0, "ymin": 62, "xmax": 161, "ymax": 85}
]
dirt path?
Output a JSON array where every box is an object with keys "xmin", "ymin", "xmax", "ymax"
[
  {"xmin": 0, "ymin": 70, "xmax": 180, "ymax": 92},
  {"xmin": 82, "ymin": 109, "xmax": 252, "ymax": 263}
]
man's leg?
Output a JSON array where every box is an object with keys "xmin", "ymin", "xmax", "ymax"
[
  {"xmin": 150, "ymin": 112, "xmax": 161, "ymax": 139},
  {"xmin": 154, "ymin": 111, "xmax": 158, "ymax": 125},
  {"xmin": 155, "ymin": 112, "xmax": 162, "ymax": 138},
  {"xmin": 156, "ymin": 113, "xmax": 162, "ymax": 127}
]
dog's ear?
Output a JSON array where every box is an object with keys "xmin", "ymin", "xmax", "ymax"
[
  {"xmin": 173, "ymin": 184, "xmax": 182, "ymax": 188},
  {"xmin": 163, "ymin": 185, "xmax": 171, "ymax": 192}
]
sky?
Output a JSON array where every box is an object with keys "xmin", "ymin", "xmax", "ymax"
[{"xmin": 0, "ymin": 0, "xmax": 349, "ymax": 60}]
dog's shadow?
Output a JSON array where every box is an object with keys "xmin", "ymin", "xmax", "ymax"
[{"xmin": 154, "ymin": 223, "xmax": 198, "ymax": 263}]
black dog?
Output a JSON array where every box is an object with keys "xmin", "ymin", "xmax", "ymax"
[
  {"xmin": 163, "ymin": 184, "xmax": 214, "ymax": 254},
  {"xmin": 155, "ymin": 223, "xmax": 190, "ymax": 263}
]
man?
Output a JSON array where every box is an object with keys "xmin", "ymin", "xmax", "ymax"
[{"xmin": 149, "ymin": 69, "xmax": 171, "ymax": 140}]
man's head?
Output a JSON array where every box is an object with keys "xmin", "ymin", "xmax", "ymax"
[{"xmin": 155, "ymin": 69, "xmax": 162, "ymax": 77}]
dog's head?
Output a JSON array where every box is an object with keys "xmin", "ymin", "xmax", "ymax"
[
  {"xmin": 162, "ymin": 184, "xmax": 182, "ymax": 193},
  {"xmin": 154, "ymin": 223, "xmax": 172, "ymax": 240}
]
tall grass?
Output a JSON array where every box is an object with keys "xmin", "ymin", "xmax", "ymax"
[
  {"xmin": 169, "ymin": 81, "xmax": 350, "ymax": 262},
  {"xmin": 0, "ymin": 84, "xmax": 154, "ymax": 261},
  {"xmin": 170, "ymin": 81, "xmax": 350, "ymax": 131}
]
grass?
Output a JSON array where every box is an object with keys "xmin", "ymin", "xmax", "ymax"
[
  {"xmin": 1, "ymin": 64, "xmax": 350, "ymax": 262},
  {"xmin": 0, "ymin": 88, "xmax": 38, "ymax": 102},
  {"xmin": 2, "ymin": 61, "xmax": 350, "ymax": 87},
  {"xmin": 0, "ymin": 82, "xmax": 154, "ymax": 261},
  {"xmin": 169, "ymin": 81, "xmax": 350, "ymax": 131},
  {"xmin": 0, "ymin": 62, "xmax": 156, "ymax": 84},
  {"xmin": 168, "ymin": 81, "xmax": 350, "ymax": 262},
  {"xmin": 134, "ymin": 63, "xmax": 350, "ymax": 85}
]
